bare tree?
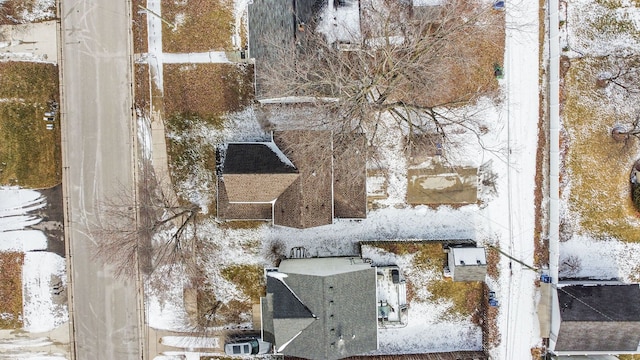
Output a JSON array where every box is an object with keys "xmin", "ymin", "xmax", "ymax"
[
  {"xmin": 257, "ymin": 0, "xmax": 504, "ymax": 148},
  {"xmin": 596, "ymin": 55, "xmax": 640, "ymax": 94},
  {"xmin": 612, "ymin": 116, "xmax": 640, "ymax": 143},
  {"xmin": 559, "ymin": 255, "xmax": 582, "ymax": 278},
  {"xmin": 93, "ymin": 163, "xmax": 201, "ymax": 279}
]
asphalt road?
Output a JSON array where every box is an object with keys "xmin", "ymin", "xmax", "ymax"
[{"xmin": 59, "ymin": 0, "xmax": 141, "ymax": 359}]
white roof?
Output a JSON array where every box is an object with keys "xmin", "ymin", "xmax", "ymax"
[
  {"xmin": 279, "ymin": 257, "xmax": 371, "ymax": 276},
  {"xmin": 451, "ymin": 247, "xmax": 486, "ymax": 266}
]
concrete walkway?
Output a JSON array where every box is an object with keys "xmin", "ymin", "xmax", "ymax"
[{"xmin": 139, "ymin": 51, "xmax": 231, "ymax": 64}]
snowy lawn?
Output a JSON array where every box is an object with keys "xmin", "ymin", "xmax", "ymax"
[
  {"xmin": 21, "ymin": 252, "xmax": 67, "ymax": 333},
  {"xmin": 0, "ymin": 187, "xmax": 68, "ymax": 333},
  {"xmin": 560, "ymin": 0, "xmax": 640, "ymax": 280}
]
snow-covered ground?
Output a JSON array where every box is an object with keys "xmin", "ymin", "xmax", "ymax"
[
  {"xmin": 0, "ymin": 188, "xmax": 69, "ymax": 332},
  {"xmin": 555, "ymin": 0, "xmax": 640, "ymax": 280}
]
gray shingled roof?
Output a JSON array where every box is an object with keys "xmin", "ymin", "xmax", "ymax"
[
  {"xmin": 555, "ymin": 284, "xmax": 640, "ymax": 352},
  {"xmin": 263, "ymin": 258, "xmax": 378, "ymax": 360},
  {"xmin": 558, "ymin": 284, "xmax": 640, "ymax": 321},
  {"xmin": 248, "ymin": 0, "xmax": 326, "ymax": 98}
]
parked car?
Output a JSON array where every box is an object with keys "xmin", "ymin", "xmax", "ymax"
[{"xmin": 224, "ymin": 338, "xmax": 271, "ymax": 355}]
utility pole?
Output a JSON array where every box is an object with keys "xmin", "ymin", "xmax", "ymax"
[{"xmin": 487, "ymin": 244, "xmax": 538, "ymax": 272}]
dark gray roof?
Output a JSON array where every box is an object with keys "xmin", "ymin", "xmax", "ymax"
[
  {"xmin": 248, "ymin": 0, "xmax": 326, "ymax": 98},
  {"xmin": 555, "ymin": 284, "xmax": 640, "ymax": 352},
  {"xmin": 267, "ymin": 276, "xmax": 315, "ymax": 319},
  {"xmin": 223, "ymin": 143, "xmax": 297, "ymax": 174},
  {"xmin": 263, "ymin": 259, "xmax": 377, "ymax": 360},
  {"xmin": 558, "ymin": 284, "xmax": 640, "ymax": 321}
]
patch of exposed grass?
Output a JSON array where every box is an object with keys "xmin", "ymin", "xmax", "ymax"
[
  {"xmin": 482, "ymin": 289, "xmax": 500, "ymax": 349},
  {"xmin": 132, "ymin": 0, "xmax": 148, "ymax": 54},
  {"xmin": 619, "ymin": 355, "xmax": 640, "ymax": 360},
  {"xmin": 0, "ymin": 62, "xmax": 60, "ymax": 187},
  {"xmin": 627, "ymin": 262, "xmax": 640, "ymax": 282},
  {"xmin": 485, "ymin": 246, "xmax": 500, "ymax": 280},
  {"xmin": 196, "ymin": 290, "xmax": 251, "ymax": 327},
  {"xmin": 369, "ymin": 241, "xmax": 444, "ymax": 272},
  {"xmin": 596, "ymin": 0, "xmax": 640, "ymax": 9},
  {"xmin": 164, "ymin": 63, "xmax": 254, "ymax": 117},
  {"xmin": 134, "ymin": 64, "xmax": 150, "ymax": 113},
  {"xmin": 590, "ymin": 12, "xmax": 640, "ymax": 37},
  {"xmin": 562, "ymin": 57, "xmax": 640, "ymax": 241},
  {"xmin": 218, "ymin": 220, "xmax": 266, "ymax": 230},
  {"xmin": 194, "ymin": 270, "xmax": 253, "ymax": 329},
  {"xmin": 165, "ymin": 112, "xmax": 219, "ymax": 187},
  {"xmin": 221, "ymin": 264, "xmax": 265, "ymax": 303},
  {"xmin": 0, "ymin": 252, "xmax": 24, "ymax": 329},
  {"xmin": 162, "ymin": 0, "xmax": 234, "ymax": 53},
  {"xmin": 426, "ymin": 280, "xmax": 483, "ymax": 319}
]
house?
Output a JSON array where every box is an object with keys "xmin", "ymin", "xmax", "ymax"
[
  {"xmin": 261, "ymin": 257, "xmax": 378, "ymax": 360},
  {"xmin": 549, "ymin": 284, "xmax": 640, "ymax": 355},
  {"xmin": 446, "ymin": 247, "xmax": 487, "ymax": 282},
  {"xmin": 248, "ymin": 0, "xmax": 363, "ymax": 100},
  {"xmin": 217, "ymin": 130, "xmax": 367, "ymax": 229},
  {"xmin": 248, "ymin": 0, "xmax": 326, "ymax": 99}
]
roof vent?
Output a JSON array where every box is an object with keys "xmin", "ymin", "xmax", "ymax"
[
  {"xmin": 477, "ymin": 260, "xmax": 482, "ymax": 265},
  {"xmin": 460, "ymin": 260, "xmax": 465, "ymax": 265}
]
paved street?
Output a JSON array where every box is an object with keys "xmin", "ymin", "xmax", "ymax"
[{"xmin": 59, "ymin": 0, "xmax": 142, "ymax": 359}]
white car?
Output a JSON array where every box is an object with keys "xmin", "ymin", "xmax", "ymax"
[{"xmin": 224, "ymin": 338, "xmax": 271, "ymax": 355}]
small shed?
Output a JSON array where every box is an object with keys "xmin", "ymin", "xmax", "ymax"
[{"xmin": 447, "ymin": 247, "xmax": 487, "ymax": 282}]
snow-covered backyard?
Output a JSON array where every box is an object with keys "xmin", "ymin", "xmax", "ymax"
[{"xmin": 143, "ymin": 0, "xmax": 545, "ymax": 358}]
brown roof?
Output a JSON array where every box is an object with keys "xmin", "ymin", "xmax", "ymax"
[
  {"xmin": 273, "ymin": 130, "xmax": 334, "ymax": 228},
  {"xmin": 217, "ymin": 130, "xmax": 367, "ymax": 228},
  {"xmin": 333, "ymin": 133, "xmax": 367, "ymax": 219},
  {"xmin": 217, "ymin": 178, "xmax": 273, "ymax": 220},
  {"xmin": 221, "ymin": 143, "xmax": 300, "ymax": 202},
  {"xmin": 223, "ymin": 173, "xmax": 300, "ymax": 203}
]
